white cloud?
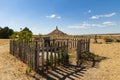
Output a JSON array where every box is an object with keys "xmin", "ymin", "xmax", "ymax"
[
  {"xmin": 56, "ymin": 16, "xmax": 61, "ymax": 19},
  {"xmin": 46, "ymin": 14, "xmax": 56, "ymax": 18},
  {"xmin": 102, "ymin": 21, "xmax": 116, "ymax": 27},
  {"xmin": 68, "ymin": 21, "xmax": 117, "ymax": 29},
  {"xmin": 91, "ymin": 16, "xmax": 99, "ymax": 19},
  {"xmin": 91, "ymin": 12, "xmax": 116, "ymax": 19},
  {"xmin": 68, "ymin": 22, "xmax": 90, "ymax": 29},
  {"xmin": 88, "ymin": 10, "xmax": 91, "ymax": 13},
  {"xmin": 50, "ymin": 14, "xmax": 56, "ymax": 18},
  {"xmin": 84, "ymin": 10, "xmax": 92, "ymax": 14},
  {"xmin": 46, "ymin": 14, "xmax": 61, "ymax": 19}
]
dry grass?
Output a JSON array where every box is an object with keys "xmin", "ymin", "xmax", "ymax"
[{"xmin": 0, "ymin": 39, "xmax": 10, "ymax": 46}]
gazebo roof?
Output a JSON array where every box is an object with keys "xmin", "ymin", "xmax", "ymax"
[{"xmin": 48, "ymin": 26, "xmax": 67, "ymax": 36}]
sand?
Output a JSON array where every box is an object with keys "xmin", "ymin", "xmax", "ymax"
[
  {"xmin": 81, "ymin": 42, "xmax": 120, "ymax": 80},
  {"xmin": 0, "ymin": 39, "xmax": 35, "ymax": 80},
  {"xmin": 0, "ymin": 39, "xmax": 120, "ymax": 80}
]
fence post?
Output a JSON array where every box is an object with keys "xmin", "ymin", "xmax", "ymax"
[
  {"xmin": 94, "ymin": 34, "xmax": 97, "ymax": 43},
  {"xmin": 87, "ymin": 39, "xmax": 90, "ymax": 52},
  {"xmin": 75, "ymin": 39, "xmax": 77, "ymax": 48},
  {"xmin": 46, "ymin": 43, "xmax": 49, "ymax": 72},
  {"xmin": 54, "ymin": 43, "xmax": 57, "ymax": 68},
  {"xmin": 76, "ymin": 40, "xmax": 82, "ymax": 66},
  {"xmin": 10, "ymin": 40, "xmax": 12, "ymax": 54},
  {"xmin": 42, "ymin": 39, "xmax": 44, "ymax": 71},
  {"xmin": 67, "ymin": 39, "xmax": 69, "ymax": 49},
  {"xmin": 76, "ymin": 40, "xmax": 79, "ymax": 64},
  {"xmin": 35, "ymin": 40, "xmax": 39, "ymax": 72},
  {"xmin": 58, "ymin": 42, "xmax": 60, "ymax": 65}
]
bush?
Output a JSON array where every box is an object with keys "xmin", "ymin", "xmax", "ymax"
[
  {"xmin": 115, "ymin": 39, "xmax": 120, "ymax": 42},
  {"xmin": 104, "ymin": 37, "xmax": 114, "ymax": 43},
  {"xmin": 47, "ymin": 58, "xmax": 53, "ymax": 66},
  {"xmin": 0, "ymin": 27, "xmax": 14, "ymax": 38},
  {"xmin": 26, "ymin": 67, "xmax": 32, "ymax": 75},
  {"xmin": 10, "ymin": 28, "xmax": 33, "ymax": 43}
]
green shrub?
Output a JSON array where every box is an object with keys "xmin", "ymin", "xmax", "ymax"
[
  {"xmin": 10, "ymin": 27, "xmax": 33, "ymax": 43},
  {"xmin": 47, "ymin": 58, "xmax": 53, "ymax": 66},
  {"xmin": 26, "ymin": 67, "xmax": 32, "ymax": 75}
]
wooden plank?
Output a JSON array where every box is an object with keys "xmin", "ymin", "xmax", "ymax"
[
  {"xmin": 46, "ymin": 43, "xmax": 49, "ymax": 72},
  {"xmin": 42, "ymin": 39, "xmax": 44, "ymax": 71},
  {"xmin": 50, "ymin": 44, "xmax": 54, "ymax": 69},
  {"xmin": 54, "ymin": 43, "xmax": 57, "ymax": 68},
  {"xmin": 58, "ymin": 42, "xmax": 60, "ymax": 65},
  {"xmin": 63, "ymin": 41, "xmax": 66, "ymax": 65},
  {"xmin": 34, "ymin": 41, "xmax": 38, "ymax": 71}
]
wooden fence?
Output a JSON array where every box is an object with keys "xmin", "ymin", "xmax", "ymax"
[
  {"xmin": 10, "ymin": 39, "xmax": 90, "ymax": 73},
  {"xmin": 10, "ymin": 40, "xmax": 68, "ymax": 72},
  {"xmin": 76, "ymin": 39, "xmax": 90, "ymax": 66},
  {"xmin": 53, "ymin": 39, "xmax": 84, "ymax": 49}
]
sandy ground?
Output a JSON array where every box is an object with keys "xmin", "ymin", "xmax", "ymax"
[
  {"xmin": 0, "ymin": 39, "xmax": 36, "ymax": 80},
  {"xmin": 0, "ymin": 39, "xmax": 120, "ymax": 80},
  {"xmin": 81, "ymin": 42, "xmax": 120, "ymax": 80}
]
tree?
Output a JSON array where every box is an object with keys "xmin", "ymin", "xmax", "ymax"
[
  {"xmin": 22, "ymin": 27, "xmax": 32, "ymax": 33},
  {"xmin": 0, "ymin": 27, "xmax": 14, "ymax": 39},
  {"xmin": 11, "ymin": 27, "xmax": 32, "ymax": 42},
  {"xmin": 0, "ymin": 27, "xmax": 2, "ymax": 30},
  {"xmin": 10, "ymin": 31, "xmax": 19, "ymax": 39},
  {"xmin": 10, "ymin": 27, "xmax": 33, "ymax": 42},
  {"xmin": 18, "ymin": 30, "xmax": 32, "ymax": 43}
]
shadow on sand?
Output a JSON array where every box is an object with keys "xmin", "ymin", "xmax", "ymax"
[
  {"xmin": 36, "ymin": 65, "xmax": 86, "ymax": 80},
  {"xmin": 30, "ymin": 54, "xmax": 108, "ymax": 80}
]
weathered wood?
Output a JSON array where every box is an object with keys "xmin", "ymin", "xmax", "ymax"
[
  {"xmin": 54, "ymin": 43, "xmax": 57, "ymax": 68},
  {"xmin": 94, "ymin": 34, "xmax": 97, "ymax": 43},
  {"xmin": 57, "ymin": 42, "xmax": 60, "ymax": 65},
  {"xmin": 46, "ymin": 43, "xmax": 49, "ymax": 72},
  {"xmin": 35, "ymin": 41, "xmax": 39, "ymax": 71},
  {"xmin": 42, "ymin": 39, "xmax": 44, "ymax": 71},
  {"xmin": 10, "ymin": 38, "xmax": 90, "ymax": 73},
  {"xmin": 76, "ymin": 39, "xmax": 90, "ymax": 66}
]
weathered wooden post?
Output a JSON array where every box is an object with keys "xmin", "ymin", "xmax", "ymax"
[
  {"xmin": 94, "ymin": 34, "xmax": 97, "ymax": 43},
  {"xmin": 75, "ymin": 39, "xmax": 77, "ymax": 48},
  {"xmin": 42, "ymin": 39, "xmax": 45, "ymax": 71},
  {"xmin": 10, "ymin": 40, "xmax": 12, "ymax": 54},
  {"xmin": 35, "ymin": 40, "xmax": 39, "ymax": 72},
  {"xmin": 88, "ymin": 38, "xmax": 90, "ymax": 52},
  {"xmin": 58, "ymin": 42, "xmax": 60, "ymax": 65},
  {"xmin": 76, "ymin": 40, "xmax": 82, "ymax": 66},
  {"xmin": 76, "ymin": 40, "xmax": 79, "ymax": 66},
  {"xmin": 46, "ymin": 43, "xmax": 49, "ymax": 72},
  {"xmin": 54, "ymin": 43, "xmax": 57, "ymax": 68},
  {"xmin": 63, "ymin": 41, "xmax": 66, "ymax": 65},
  {"xmin": 66, "ymin": 39, "xmax": 69, "ymax": 65}
]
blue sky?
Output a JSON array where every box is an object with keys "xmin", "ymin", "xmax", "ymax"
[{"xmin": 0, "ymin": 0, "xmax": 120, "ymax": 35}]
